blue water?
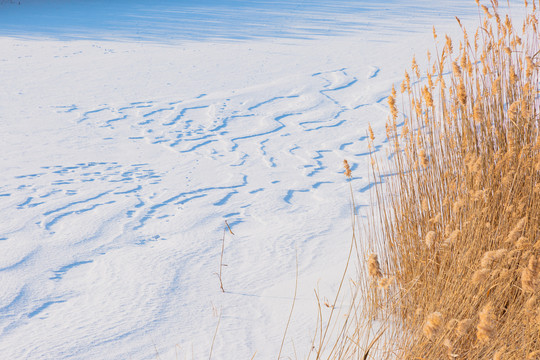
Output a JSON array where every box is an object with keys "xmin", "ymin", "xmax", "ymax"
[{"xmin": 0, "ymin": 0, "xmax": 482, "ymax": 42}]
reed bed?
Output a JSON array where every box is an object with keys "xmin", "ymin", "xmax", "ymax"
[{"xmin": 315, "ymin": 0, "xmax": 540, "ymax": 358}]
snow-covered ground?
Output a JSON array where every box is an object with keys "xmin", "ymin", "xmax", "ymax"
[{"xmin": 0, "ymin": 1, "xmax": 507, "ymax": 359}]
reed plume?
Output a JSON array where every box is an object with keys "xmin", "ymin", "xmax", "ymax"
[{"xmin": 338, "ymin": 1, "xmax": 540, "ymax": 357}]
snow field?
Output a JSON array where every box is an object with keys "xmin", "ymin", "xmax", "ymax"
[{"xmin": 0, "ymin": 1, "xmax": 503, "ymax": 358}]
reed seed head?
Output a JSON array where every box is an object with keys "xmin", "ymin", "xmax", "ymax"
[
  {"xmin": 378, "ymin": 276, "xmax": 394, "ymax": 290},
  {"xmin": 515, "ymin": 237, "xmax": 531, "ymax": 249},
  {"xmin": 458, "ymin": 80, "xmax": 467, "ymax": 105},
  {"xmin": 425, "ymin": 231, "xmax": 436, "ymax": 248},
  {"xmin": 445, "ymin": 229, "xmax": 461, "ymax": 246},
  {"xmin": 343, "ymin": 159, "xmax": 352, "ymax": 179},
  {"xmin": 446, "ymin": 318, "xmax": 459, "ymax": 331},
  {"xmin": 507, "ymin": 217, "xmax": 527, "ymax": 243},
  {"xmin": 472, "ymin": 268, "xmax": 491, "ymax": 284},
  {"xmin": 473, "ymin": 101, "xmax": 483, "ymax": 123},
  {"xmin": 419, "ymin": 149, "xmax": 428, "ymax": 168},
  {"xmin": 477, "ymin": 303, "xmax": 496, "ymax": 342},
  {"xmin": 494, "ymin": 347, "xmax": 506, "ymax": 360},
  {"xmin": 480, "ymin": 249, "xmax": 508, "ymax": 268},
  {"xmin": 368, "ymin": 124, "xmax": 375, "ymax": 142},
  {"xmin": 521, "ymin": 255, "xmax": 539, "ymax": 293},
  {"xmin": 508, "ymin": 101, "xmax": 520, "ymax": 121},
  {"xmin": 456, "ymin": 319, "xmax": 473, "ymax": 337},
  {"xmin": 368, "ymin": 254, "xmax": 382, "ymax": 279},
  {"xmin": 423, "ymin": 311, "xmax": 443, "ymax": 339},
  {"xmin": 525, "ymin": 295, "xmax": 538, "ymax": 313},
  {"xmin": 446, "ymin": 34, "xmax": 453, "ymax": 53}
]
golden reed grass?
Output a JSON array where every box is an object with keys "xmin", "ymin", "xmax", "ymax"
[
  {"xmin": 358, "ymin": 0, "xmax": 540, "ymax": 357},
  {"xmin": 313, "ymin": 0, "xmax": 540, "ymax": 358}
]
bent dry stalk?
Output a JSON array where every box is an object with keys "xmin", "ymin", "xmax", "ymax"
[{"xmin": 218, "ymin": 220, "xmax": 234, "ymax": 293}]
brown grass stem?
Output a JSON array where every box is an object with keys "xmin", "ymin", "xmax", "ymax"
[{"xmin": 277, "ymin": 251, "xmax": 299, "ymax": 360}]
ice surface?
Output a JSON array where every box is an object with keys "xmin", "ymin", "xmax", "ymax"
[{"xmin": 1, "ymin": 0, "xmax": 479, "ymax": 42}]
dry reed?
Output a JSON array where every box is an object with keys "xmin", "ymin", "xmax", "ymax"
[
  {"xmin": 358, "ymin": 0, "xmax": 540, "ymax": 357},
  {"xmin": 316, "ymin": 0, "xmax": 540, "ymax": 358}
]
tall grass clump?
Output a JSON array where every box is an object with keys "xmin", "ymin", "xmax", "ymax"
[{"xmin": 359, "ymin": 0, "xmax": 540, "ymax": 357}]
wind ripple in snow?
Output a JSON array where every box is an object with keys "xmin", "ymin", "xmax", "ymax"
[{"xmin": 2, "ymin": 64, "xmax": 396, "ymax": 359}]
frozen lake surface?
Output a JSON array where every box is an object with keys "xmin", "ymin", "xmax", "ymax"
[{"xmin": 1, "ymin": 0, "xmax": 475, "ymax": 41}]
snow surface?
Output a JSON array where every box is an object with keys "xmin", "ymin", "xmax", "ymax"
[{"xmin": 0, "ymin": 1, "xmax": 515, "ymax": 359}]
